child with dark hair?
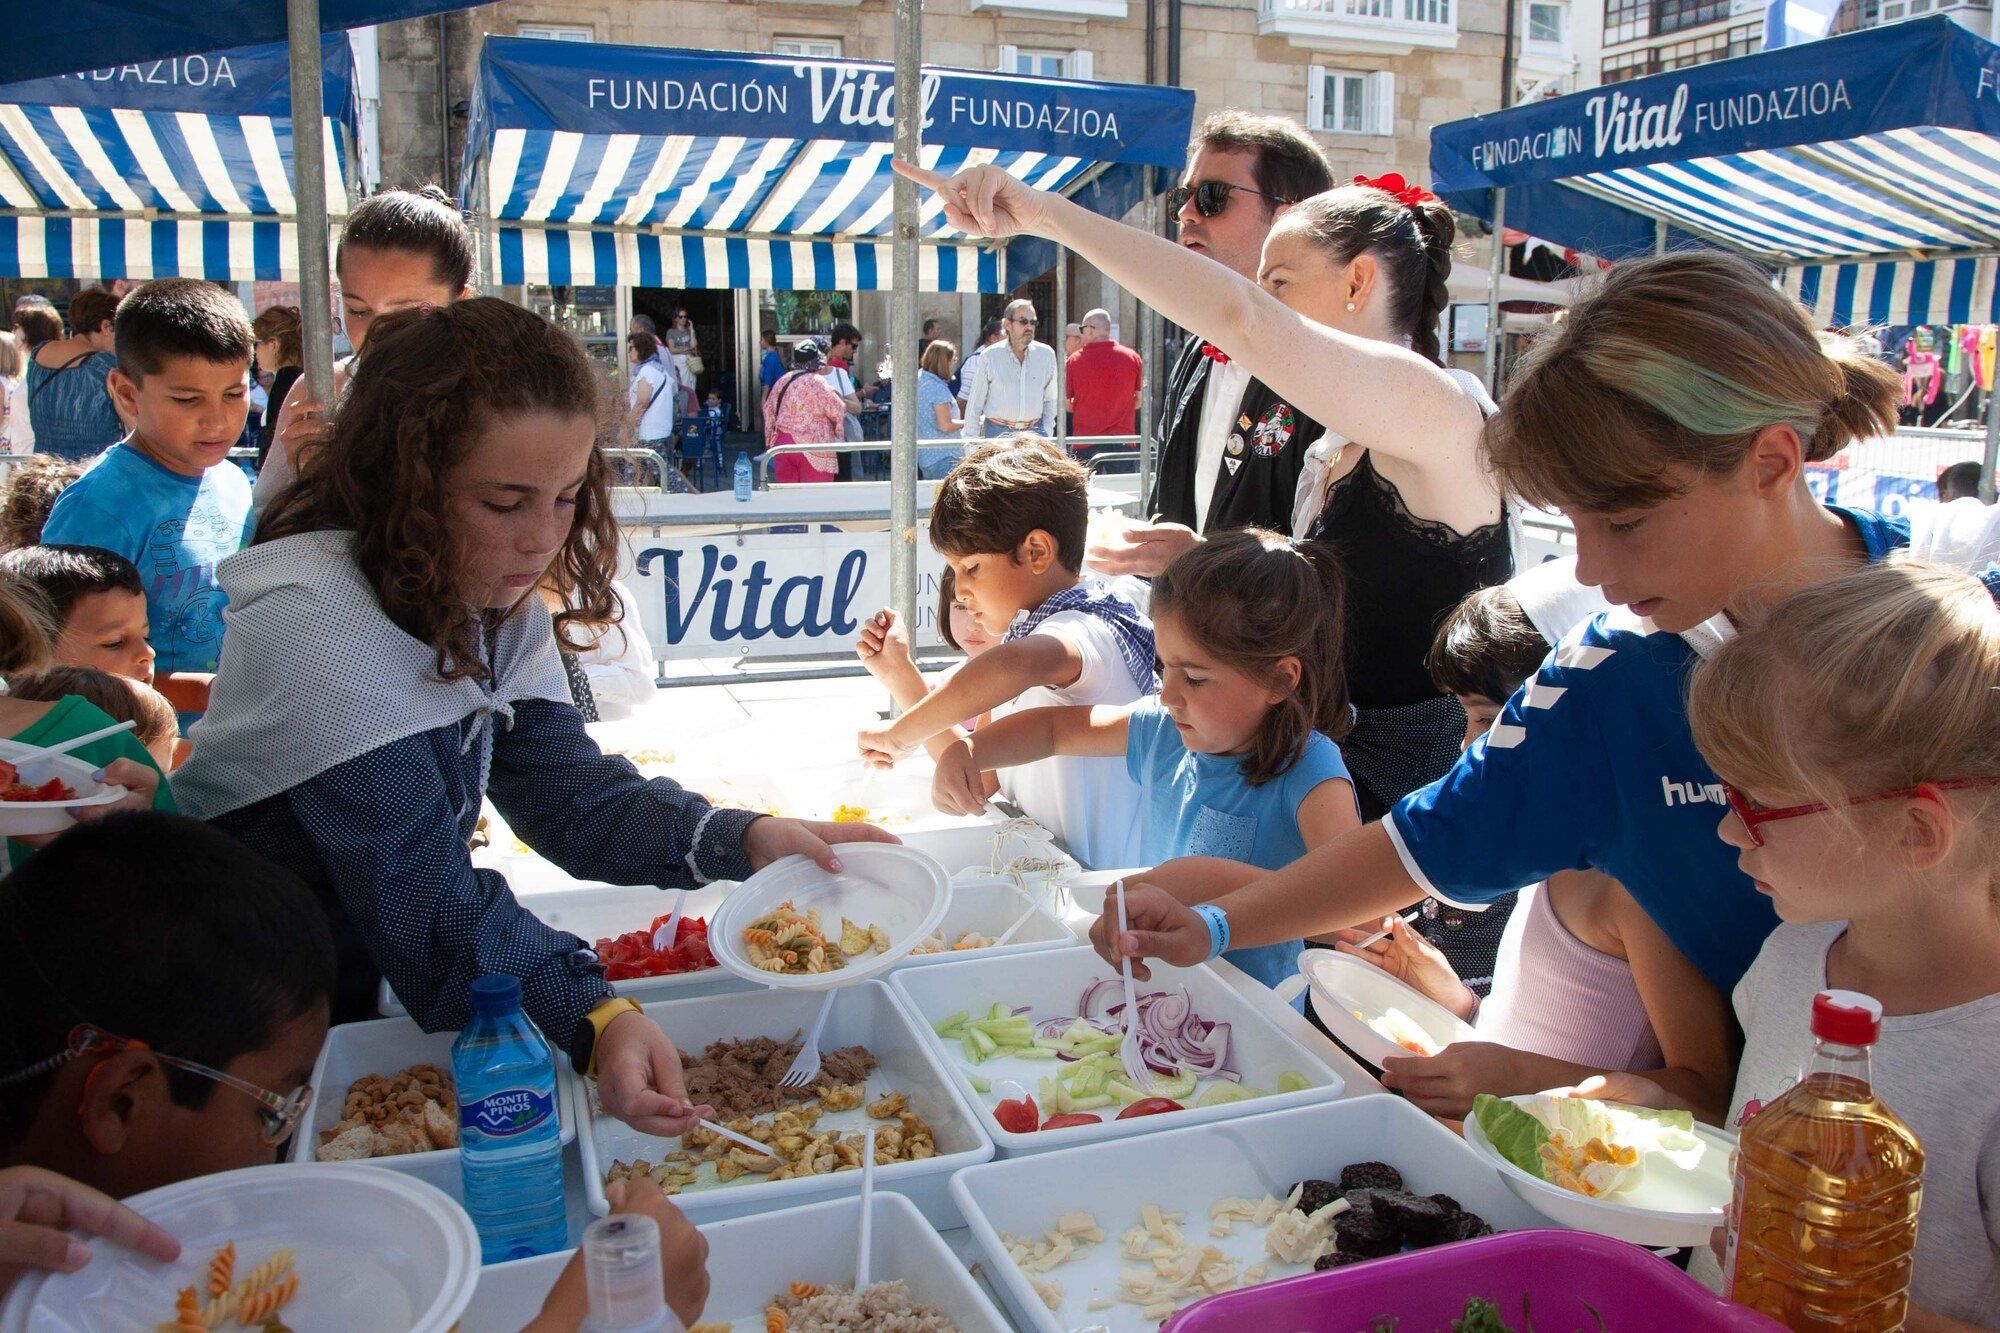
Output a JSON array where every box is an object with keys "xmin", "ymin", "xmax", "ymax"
[
  {"xmin": 40, "ymin": 280, "xmax": 255, "ymax": 711},
  {"xmin": 173, "ymin": 298, "xmax": 889, "ymax": 1140},
  {"xmin": 259, "ymin": 185, "xmax": 476, "ymax": 511},
  {"xmin": 0, "ymin": 456, "xmax": 80, "ymax": 551},
  {"xmin": 933, "ymin": 528, "xmax": 1359, "ymax": 994},
  {"xmin": 7, "ymin": 668, "xmax": 178, "ymax": 771},
  {"xmin": 0, "ymin": 812, "xmax": 334, "ymax": 1197},
  {"xmin": 0, "ymin": 545, "xmax": 154, "ymax": 688},
  {"xmin": 858, "ymin": 436, "xmax": 1155, "ymax": 868},
  {"xmin": 1332, "ymin": 564, "xmax": 1734, "ymax": 1123}
]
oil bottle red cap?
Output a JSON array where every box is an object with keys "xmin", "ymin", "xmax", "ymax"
[{"xmin": 1813, "ymin": 990, "xmax": 1884, "ymax": 1046}]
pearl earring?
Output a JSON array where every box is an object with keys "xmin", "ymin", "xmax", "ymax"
[{"xmin": 1345, "ymin": 302, "xmax": 1357, "ymax": 312}]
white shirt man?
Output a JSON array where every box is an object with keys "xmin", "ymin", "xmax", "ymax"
[{"xmin": 961, "ymin": 300, "xmax": 1059, "ymax": 439}]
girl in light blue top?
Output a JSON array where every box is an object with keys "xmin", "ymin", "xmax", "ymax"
[{"xmin": 933, "ymin": 528, "xmax": 1359, "ymax": 996}]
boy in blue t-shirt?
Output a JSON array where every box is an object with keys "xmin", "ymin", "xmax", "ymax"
[{"xmin": 41, "ymin": 279, "xmax": 255, "ymax": 717}]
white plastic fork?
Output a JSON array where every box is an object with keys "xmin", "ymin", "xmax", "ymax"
[
  {"xmin": 855, "ymin": 1124, "xmax": 878, "ymax": 1290},
  {"xmin": 988, "ymin": 899, "xmax": 1043, "ymax": 950},
  {"xmin": 650, "ymin": 889, "xmax": 686, "ymax": 952},
  {"xmin": 694, "ymin": 1116, "xmax": 774, "ymax": 1157},
  {"xmin": 1114, "ymin": 879, "xmax": 1152, "ymax": 1093},
  {"xmin": 778, "ymin": 990, "xmax": 837, "ymax": 1088},
  {"xmin": 9, "ymin": 719, "xmax": 137, "ymax": 781}
]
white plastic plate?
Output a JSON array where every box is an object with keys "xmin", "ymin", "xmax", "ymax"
[
  {"xmin": 708, "ymin": 843, "xmax": 950, "ymax": 990},
  {"xmin": 290, "ymin": 1016, "xmax": 576, "ymax": 1189},
  {"xmin": 891, "ymin": 946, "xmax": 1345, "ymax": 1155},
  {"xmin": 1299, "ymin": 949, "xmax": 1480, "ymax": 1068},
  {"xmin": 572, "ymin": 981, "xmax": 993, "ymax": 1225},
  {"xmin": 0, "ymin": 1163, "xmax": 478, "ymax": 1333},
  {"xmin": 460, "ymin": 1192, "xmax": 1010, "ymax": 1333},
  {"xmin": 1462, "ymin": 1094, "xmax": 1736, "ymax": 1247},
  {"xmin": 0, "ymin": 741, "xmax": 126, "ymax": 838},
  {"xmin": 952, "ymin": 1094, "xmax": 1560, "ymax": 1333}
]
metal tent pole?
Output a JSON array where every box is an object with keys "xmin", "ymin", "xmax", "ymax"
[
  {"xmin": 286, "ymin": 0, "xmax": 336, "ymax": 406},
  {"xmin": 1054, "ymin": 245, "xmax": 1068, "ymax": 449},
  {"xmin": 889, "ymin": 0, "xmax": 922, "ymax": 642},
  {"xmin": 1655, "ymin": 218, "xmax": 1668, "ymax": 255},
  {"xmin": 1138, "ymin": 166, "xmax": 1160, "ymax": 508},
  {"xmin": 1983, "ymin": 357, "xmax": 2000, "ymax": 503},
  {"xmin": 1483, "ymin": 188, "xmax": 1506, "ymax": 394}
]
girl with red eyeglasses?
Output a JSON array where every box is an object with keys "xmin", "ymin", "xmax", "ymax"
[{"xmin": 1669, "ymin": 559, "xmax": 2000, "ymax": 1331}]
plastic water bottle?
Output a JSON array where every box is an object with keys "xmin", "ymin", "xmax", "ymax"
[
  {"xmin": 453, "ymin": 975, "xmax": 568, "ymax": 1263},
  {"xmin": 732, "ymin": 451, "xmax": 753, "ymax": 501},
  {"xmin": 580, "ymin": 1213, "xmax": 685, "ymax": 1333}
]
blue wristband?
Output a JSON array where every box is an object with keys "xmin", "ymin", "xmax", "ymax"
[{"xmin": 1191, "ymin": 903, "xmax": 1230, "ymax": 962}]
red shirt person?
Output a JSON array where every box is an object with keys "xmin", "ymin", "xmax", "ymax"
[{"xmin": 1066, "ymin": 308, "xmax": 1143, "ymax": 441}]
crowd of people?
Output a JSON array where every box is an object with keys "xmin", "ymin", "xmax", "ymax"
[{"xmin": 0, "ymin": 99, "xmax": 1995, "ymax": 1330}]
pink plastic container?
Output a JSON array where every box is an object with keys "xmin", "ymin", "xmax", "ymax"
[{"xmin": 1160, "ymin": 1230, "xmax": 1785, "ymax": 1333}]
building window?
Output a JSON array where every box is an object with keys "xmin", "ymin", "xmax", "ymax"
[
  {"xmin": 1653, "ymin": 0, "xmax": 1731, "ymax": 33},
  {"xmin": 774, "ymin": 37, "xmax": 843, "ymax": 59},
  {"xmin": 516, "ymin": 23, "xmax": 593, "ymax": 41},
  {"xmin": 1603, "ymin": 0, "xmax": 1651, "ymax": 46},
  {"xmin": 1528, "ymin": 0, "xmax": 1567, "ymax": 41},
  {"xmin": 1657, "ymin": 20, "xmax": 1761, "ymax": 67},
  {"xmin": 1308, "ymin": 67, "xmax": 1395, "ymax": 136},
  {"xmin": 997, "ymin": 46, "xmax": 1093, "ymax": 79}
]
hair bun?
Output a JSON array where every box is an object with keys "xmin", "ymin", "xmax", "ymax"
[
  {"xmin": 415, "ymin": 184, "xmax": 459, "ymax": 209},
  {"xmin": 1813, "ymin": 339, "xmax": 1901, "ymax": 461}
]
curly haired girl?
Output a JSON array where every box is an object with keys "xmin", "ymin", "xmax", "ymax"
[{"xmin": 174, "ymin": 299, "xmax": 891, "ymax": 1135}]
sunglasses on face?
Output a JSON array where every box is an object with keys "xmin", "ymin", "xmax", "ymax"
[
  {"xmin": 0, "ymin": 1023, "xmax": 312, "ymax": 1148},
  {"xmin": 1009, "ymin": 317, "xmax": 1037, "ymax": 327},
  {"xmin": 1723, "ymin": 777, "xmax": 1997, "ymax": 847},
  {"xmin": 1169, "ymin": 180, "xmax": 1296, "ymax": 220}
]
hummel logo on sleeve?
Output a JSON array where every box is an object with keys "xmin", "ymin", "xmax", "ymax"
[{"xmin": 1662, "ymin": 775, "xmax": 1728, "ymax": 807}]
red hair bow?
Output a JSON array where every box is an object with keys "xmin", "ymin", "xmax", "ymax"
[{"xmin": 1353, "ymin": 172, "xmax": 1435, "ymax": 208}]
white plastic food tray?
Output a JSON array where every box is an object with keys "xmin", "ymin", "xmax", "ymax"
[
  {"xmin": 291, "ymin": 1016, "xmax": 577, "ymax": 1194},
  {"xmin": 891, "ymin": 946, "xmax": 1346, "ymax": 1155},
  {"xmin": 952, "ymin": 1094, "xmax": 1562, "ymax": 1333},
  {"xmin": 458, "ymin": 1191, "xmax": 1009, "ymax": 1333},
  {"xmin": 570, "ymin": 982, "xmax": 993, "ymax": 1226},
  {"xmin": 893, "ymin": 875, "xmax": 1072, "ymax": 969}
]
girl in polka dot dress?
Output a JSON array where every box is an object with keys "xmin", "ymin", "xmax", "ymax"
[{"xmin": 173, "ymin": 299, "xmax": 893, "ymax": 1137}]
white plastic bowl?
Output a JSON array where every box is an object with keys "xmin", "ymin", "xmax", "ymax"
[
  {"xmin": 1462, "ymin": 1094, "xmax": 1736, "ymax": 1247},
  {"xmin": 0, "ymin": 1164, "xmax": 478, "ymax": 1333},
  {"xmin": 708, "ymin": 843, "xmax": 951, "ymax": 989},
  {"xmin": 460, "ymin": 1192, "xmax": 1010, "ymax": 1333},
  {"xmin": 0, "ymin": 740, "xmax": 127, "ymax": 838},
  {"xmin": 1298, "ymin": 949, "xmax": 1479, "ymax": 1068}
]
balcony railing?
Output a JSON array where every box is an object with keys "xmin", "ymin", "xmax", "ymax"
[
  {"xmin": 1258, "ymin": 0, "xmax": 1461, "ymax": 56},
  {"xmin": 967, "ymin": 0, "xmax": 1129, "ymax": 17}
]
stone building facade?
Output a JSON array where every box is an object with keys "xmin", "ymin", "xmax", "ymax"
[{"xmin": 372, "ymin": 0, "xmax": 1543, "ymax": 409}]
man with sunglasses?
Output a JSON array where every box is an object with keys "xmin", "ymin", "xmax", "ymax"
[
  {"xmin": 1134, "ymin": 111, "xmax": 1334, "ymax": 546},
  {"xmin": 960, "ymin": 298, "xmax": 1058, "ymax": 439}
]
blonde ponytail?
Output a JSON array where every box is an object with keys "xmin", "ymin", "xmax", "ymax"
[{"xmin": 1689, "ymin": 558, "xmax": 2000, "ymax": 856}]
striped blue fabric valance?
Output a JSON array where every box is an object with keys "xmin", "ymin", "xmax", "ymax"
[
  {"xmin": 1782, "ymin": 256, "xmax": 2000, "ymax": 328},
  {"xmin": 1431, "ymin": 17, "xmax": 2000, "ymax": 312},
  {"xmin": 0, "ymin": 36, "xmax": 357, "ymax": 279},
  {"xmin": 464, "ymin": 37, "xmax": 1195, "ymax": 293}
]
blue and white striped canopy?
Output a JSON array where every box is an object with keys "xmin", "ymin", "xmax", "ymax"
[
  {"xmin": 0, "ymin": 36, "xmax": 356, "ymax": 281},
  {"xmin": 463, "ymin": 36, "xmax": 1195, "ymax": 292},
  {"xmin": 1430, "ymin": 17, "xmax": 2000, "ymax": 327}
]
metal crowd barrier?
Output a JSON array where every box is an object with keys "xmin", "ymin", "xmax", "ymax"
[{"xmin": 757, "ymin": 434, "xmax": 1145, "ymax": 487}]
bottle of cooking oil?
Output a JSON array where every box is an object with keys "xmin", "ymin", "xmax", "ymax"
[{"xmin": 1725, "ymin": 990, "xmax": 1924, "ymax": 1331}]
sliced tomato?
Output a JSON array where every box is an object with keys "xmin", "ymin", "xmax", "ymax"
[
  {"xmin": 1039, "ymin": 1112, "xmax": 1102, "ymax": 1130},
  {"xmin": 993, "ymin": 1096, "xmax": 1040, "ymax": 1134},
  {"xmin": 1115, "ymin": 1097, "xmax": 1184, "ymax": 1120}
]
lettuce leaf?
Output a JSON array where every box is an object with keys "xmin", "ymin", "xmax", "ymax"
[{"xmin": 1474, "ymin": 1093, "xmax": 1551, "ymax": 1180}]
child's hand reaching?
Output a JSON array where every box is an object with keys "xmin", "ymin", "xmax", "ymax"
[
  {"xmin": 857, "ymin": 721, "xmax": 915, "ymax": 769},
  {"xmin": 931, "ymin": 739, "xmax": 988, "ymax": 816},
  {"xmin": 855, "ymin": 609, "xmax": 913, "ymax": 681},
  {"xmin": 1330, "ymin": 914, "xmax": 1477, "ymax": 1022},
  {"xmin": 523, "ymin": 1178, "xmax": 711, "ymax": 1332}
]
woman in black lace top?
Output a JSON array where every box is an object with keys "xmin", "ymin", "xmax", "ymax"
[{"xmin": 898, "ymin": 160, "xmax": 1516, "ymax": 988}]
